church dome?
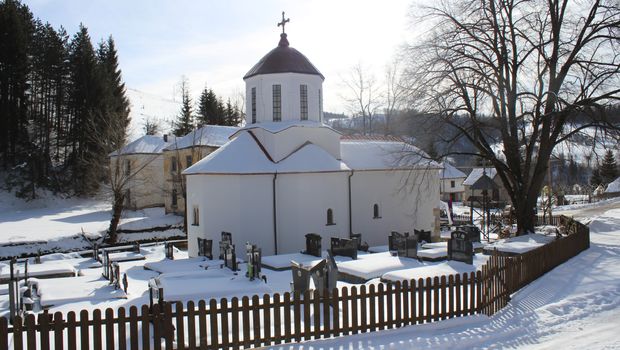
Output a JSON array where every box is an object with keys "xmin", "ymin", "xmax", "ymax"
[{"xmin": 243, "ymin": 33, "xmax": 324, "ymax": 80}]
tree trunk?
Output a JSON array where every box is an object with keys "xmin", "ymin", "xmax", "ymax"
[{"xmin": 108, "ymin": 192, "xmax": 124, "ymax": 243}]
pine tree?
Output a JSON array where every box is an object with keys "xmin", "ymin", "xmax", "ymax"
[
  {"xmin": 600, "ymin": 149, "xmax": 618, "ymax": 184},
  {"xmin": 197, "ymin": 86, "xmax": 219, "ymax": 126},
  {"xmin": 590, "ymin": 168, "xmax": 602, "ymax": 187},
  {"xmin": 173, "ymin": 77, "xmax": 194, "ymax": 136}
]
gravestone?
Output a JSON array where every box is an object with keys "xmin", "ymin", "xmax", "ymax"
[
  {"xmin": 330, "ymin": 237, "xmax": 358, "ymax": 260},
  {"xmin": 351, "ymin": 233, "xmax": 369, "ymax": 252},
  {"xmin": 110, "ymin": 262, "xmax": 121, "ymax": 289},
  {"xmin": 414, "ymin": 229, "xmax": 432, "ymax": 244},
  {"xmin": 457, "ymin": 224, "xmax": 481, "ymax": 242},
  {"xmin": 197, "ymin": 237, "xmax": 213, "ymax": 259},
  {"xmin": 448, "ymin": 230, "xmax": 474, "ymax": 264},
  {"xmin": 304, "ymin": 233, "xmax": 322, "ymax": 257},
  {"xmin": 389, "ymin": 231, "xmax": 408, "ymax": 255},
  {"xmin": 132, "ymin": 242, "xmax": 141, "ymax": 253},
  {"xmin": 93, "ymin": 244, "xmax": 100, "ymax": 262},
  {"xmin": 165, "ymin": 242, "xmax": 174, "ymax": 260},
  {"xmin": 219, "ymin": 232, "xmax": 233, "ymax": 260},
  {"xmin": 223, "ymin": 244, "xmax": 238, "ymax": 272},
  {"xmin": 291, "ymin": 251, "xmax": 339, "ymax": 295},
  {"xmin": 101, "ymin": 250, "xmax": 111, "ymax": 279},
  {"xmin": 245, "ymin": 242, "xmax": 262, "ymax": 281},
  {"xmin": 122, "ymin": 273, "xmax": 129, "ymax": 293},
  {"xmin": 148, "ymin": 278, "xmax": 164, "ymax": 310}
]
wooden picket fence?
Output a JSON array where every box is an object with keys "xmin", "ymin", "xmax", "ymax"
[{"xmin": 0, "ymin": 219, "xmax": 589, "ymax": 350}]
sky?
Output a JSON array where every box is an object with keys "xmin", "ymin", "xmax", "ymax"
[{"xmin": 24, "ymin": 0, "xmax": 423, "ymax": 114}]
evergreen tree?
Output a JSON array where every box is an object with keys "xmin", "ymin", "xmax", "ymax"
[
  {"xmin": 173, "ymin": 77, "xmax": 194, "ymax": 136},
  {"xmin": 197, "ymin": 86, "xmax": 219, "ymax": 126},
  {"xmin": 600, "ymin": 149, "xmax": 618, "ymax": 184},
  {"xmin": 590, "ymin": 168, "xmax": 602, "ymax": 187},
  {"xmin": 224, "ymin": 98, "xmax": 239, "ymax": 126}
]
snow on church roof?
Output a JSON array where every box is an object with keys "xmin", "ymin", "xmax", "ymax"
[
  {"xmin": 440, "ymin": 162, "xmax": 467, "ymax": 179},
  {"xmin": 231, "ymin": 120, "xmax": 338, "ymax": 138},
  {"xmin": 340, "ymin": 141, "xmax": 440, "ymax": 171},
  {"xmin": 183, "ymin": 132, "xmax": 349, "ymax": 175},
  {"xmin": 109, "ymin": 135, "xmax": 175, "ymax": 156},
  {"xmin": 164, "ymin": 125, "xmax": 239, "ymax": 151}
]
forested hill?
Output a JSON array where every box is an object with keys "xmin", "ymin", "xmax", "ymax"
[{"xmin": 0, "ymin": 0, "xmax": 130, "ymax": 198}]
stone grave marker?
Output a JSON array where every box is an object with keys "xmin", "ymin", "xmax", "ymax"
[
  {"xmin": 148, "ymin": 278, "xmax": 164, "ymax": 310},
  {"xmin": 219, "ymin": 231, "xmax": 233, "ymax": 260},
  {"xmin": 448, "ymin": 230, "xmax": 474, "ymax": 264},
  {"xmin": 389, "ymin": 231, "xmax": 408, "ymax": 255},
  {"xmin": 132, "ymin": 242, "xmax": 141, "ymax": 253},
  {"xmin": 165, "ymin": 242, "xmax": 174, "ymax": 260},
  {"xmin": 414, "ymin": 229, "xmax": 432, "ymax": 244},
  {"xmin": 458, "ymin": 224, "xmax": 481, "ymax": 242},
  {"xmin": 351, "ymin": 233, "xmax": 369, "ymax": 252},
  {"xmin": 245, "ymin": 242, "xmax": 262, "ymax": 281},
  {"xmin": 330, "ymin": 237, "xmax": 358, "ymax": 260},
  {"xmin": 197, "ymin": 237, "xmax": 213, "ymax": 259},
  {"xmin": 101, "ymin": 250, "xmax": 111, "ymax": 279},
  {"xmin": 110, "ymin": 262, "xmax": 121, "ymax": 289},
  {"xmin": 223, "ymin": 244, "xmax": 238, "ymax": 272},
  {"xmin": 304, "ymin": 233, "xmax": 322, "ymax": 257}
]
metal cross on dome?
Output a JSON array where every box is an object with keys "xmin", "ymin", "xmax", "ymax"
[{"xmin": 277, "ymin": 11, "xmax": 290, "ymax": 34}]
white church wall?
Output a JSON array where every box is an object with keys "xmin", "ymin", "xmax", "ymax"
[
  {"xmin": 276, "ymin": 172, "xmax": 349, "ymax": 254},
  {"xmin": 186, "ymin": 174, "xmax": 275, "ymax": 257},
  {"xmin": 245, "ymin": 73, "xmax": 323, "ymax": 125},
  {"xmin": 251, "ymin": 126, "xmax": 341, "ymax": 162},
  {"xmin": 350, "ymin": 169, "xmax": 440, "ymax": 247}
]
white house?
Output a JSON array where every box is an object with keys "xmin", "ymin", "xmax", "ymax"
[
  {"xmin": 183, "ymin": 31, "xmax": 441, "ymax": 257},
  {"xmin": 439, "ymin": 162, "xmax": 466, "ymax": 202}
]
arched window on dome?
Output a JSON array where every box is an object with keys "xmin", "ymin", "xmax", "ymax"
[
  {"xmin": 272, "ymin": 84, "xmax": 281, "ymax": 121},
  {"xmin": 300, "ymin": 84, "xmax": 308, "ymax": 120},
  {"xmin": 251, "ymin": 87, "xmax": 257, "ymax": 124},
  {"xmin": 326, "ymin": 208, "xmax": 335, "ymax": 225}
]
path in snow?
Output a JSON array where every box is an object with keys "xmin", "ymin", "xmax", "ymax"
[{"xmin": 284, "ymin": 207, "xmax": 620, "ymax": 349}]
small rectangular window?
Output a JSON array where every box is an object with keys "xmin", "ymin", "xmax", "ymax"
[
  {"xmin": 451, "ymin": 180, "xmax": 456, "ymax": 188},
  {"xmin": 272, "ymin": 84, "xmax": 281, "ymax": 122},
  {"xmin": 192, "ymin": 206, "xmax": 199, "ymax": 226},
  {"xmin": 251, "ymin": 87, "xmax": 257, "ymax": 124},
  {"xmin": 124, "ymin": 159, "xmax": 131, "ymax": 176},
  {"xmin": 171, "ymin": 157, "xmax": 177, "ymax": 172},
  {"xmin": 300, "ymin": 84, "xmax": 308, "ymax": 120},
  {"xmin": 186, "ymin": 155, "xmax": 193, "ymax": 168}
]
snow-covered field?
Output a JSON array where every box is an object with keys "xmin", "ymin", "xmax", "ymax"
[{"xmin": 0, "ymin": 190, "xmax": 183, "ymax": 258}]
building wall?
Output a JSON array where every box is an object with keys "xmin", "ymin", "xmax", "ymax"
[
  {"xmin": 440, "ymin": 177, "xmax": 466, "ymax": 202},
  {"xmin": 163, "ymin": 146, "xmax": 217, "ymax": 214},
  {"xmin": 351, "ymin": 169, "xmax": 441, "ymax": 247},
  {"xmin": 186, "ymin": 174, "xmax": 275, "ymax": 257},
  {"xmin": 109, "ymin": 153, "xmax": 164, "ymax": 210},
  {"xmin": 245, "ymin": 73, "xmax": 324, "ymax": 124}
]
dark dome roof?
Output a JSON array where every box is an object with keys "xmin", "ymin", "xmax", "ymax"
[{"xmin": 243, "ymin": 34, "xmax": 324, "ymax": 80}]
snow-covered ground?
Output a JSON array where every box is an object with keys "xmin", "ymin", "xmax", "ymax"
[
  {"xmin": 0, "ymin": 190, "xmax": 183, "ymax": 258},
  {"xmin": 285, "ymin": 200, "xmax": 620, "ymax": 349}
]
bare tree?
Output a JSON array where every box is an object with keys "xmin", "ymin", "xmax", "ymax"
[
  {"xmin": 384, "ymin": 59, "xmax": 408, "ymax": 136},
  {"xmin": 403, "ymin": 0, "xmax": 620, "ymax": 234},
  {"xmin": 342, "ymin": 63, "xmax": 383, "ymax": 135}
]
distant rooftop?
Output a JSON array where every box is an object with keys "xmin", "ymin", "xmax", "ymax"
[
  {"xmin": 109, "ymin": 135, "xmax": 175, "ymax": 156},
  {"xmin": 463, "ymin": 167, "xmax": 497, "ymax": 186}
]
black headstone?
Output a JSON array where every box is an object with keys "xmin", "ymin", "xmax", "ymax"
[
  {"xmin": 389, "ymin": 231, "xmax": 408, "ymax": 255},
  {"xmin": 165, "ymin": 242, "xmax": 174, "ymax": 260},
  {"xmin": 148, "ymin": 278, "xmax": 164, "ymax": 310},
  {"xmin": 246, "ymin": 242, "xmax": 262, "ymax": 280},
  {"xmin": 224, "ymin": 244, "xmax": 238, "ymax": 271},
  {"xmin": 132, "ymin": 242, "xmax": 140, "ymax": 253},
  {"xmin": 414, "ymin": 229, "xmax": 432, "ymax": 244},
  {"xmin": 448, "ymin": 230, "xmax": 474, "ymax": 264},
  {"xmin": 197, "ymin": 237, "xmax": 213, "ymax": 259},
  {"xmin": 351, "ymin": 233, "xmax": 369, "ymax": 252},
  {"xmin": 290, "ymin": 255, "xmax": 338, "ymax": 295},
  {"xmin": 457, "ymin": 225, "xmax": 481, "ymax": 242},
  {"xmin": 219, "ymin": 232, "xmax": 233, "ymax": 260},
  {"xmin": 304, "ymin": 233, "xmax": 322, "ymax": 257},
  {"xmin": 330, "ymin": 237, "xmax": 358, "ymax": 260},
  {"xmin": 101, "ymin": 250, "xmax": 110, "ymax": 279}
]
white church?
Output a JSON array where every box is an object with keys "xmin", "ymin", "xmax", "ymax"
[{"xmin": 184, "ymin": 26, "xmax": 441, "ymax": 257}]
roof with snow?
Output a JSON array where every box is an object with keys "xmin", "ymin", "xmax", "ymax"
[
  {"xmin": 463, "ymin": 168, "xmax": 497, "ymax": 186},
  {"xmin": 165, "ymin": 125, "xmax": 239, "ymax": 151},
  {"xmin": 340, "ymin": 140, "xmax": 440, "ymax": 171},
  {"xmin": 606, "ymin": 177, "xmax": 620, "ymax": 193},
  {"xmin": 109, "ymin": 135, "xmax": 175, "ymax": 156},
  {"xmin": 440, "ymin": 162, "xmax": 467, "ymax": 179},
  {"xmin": 183, "ymin": 132, "xmax": 349, "ymax": 175},
  {"xmin": 243, "ymin": 33, "xmax": 324, "ymax": 80},
  {"xmin": 232, "ymin": 120, "xmax": 338, "ymax": 138}
]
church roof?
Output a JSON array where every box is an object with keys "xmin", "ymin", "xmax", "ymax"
[
  {"xmin": 243, "ymin": 33, "xmax": 324, "ymax": 80},
  {"xmin": 109, "ymin": 135, "xmax": 175, "ymax": 156},
  {"xmin": 340, "ymin": 140, "xmax": 441, "ymax": 171},
  {"xmin": 164, "ymin": 125, "xmax": 239, "ymax": 151},
  {"xmin": 183, "ymin": 132, "xmax": 348, "ymax": 175},
  {"xmin": 231, "ymin": 120, "xmax": 339, "ymax": 138}
]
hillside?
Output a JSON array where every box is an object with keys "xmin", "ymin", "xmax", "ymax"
[{"xmin": 125, "ymin": 88, "xmax": 181, "ymax": 140}]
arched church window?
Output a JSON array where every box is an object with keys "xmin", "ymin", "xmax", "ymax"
[
  {"xmin": 373, "ymin": 204, "xmax": 381, "ymax": 219},
  {"xmin": 326, "ymin": 208, "xmax": 335, "ymax": 225},
  {"xmin": 300, "ymin": 84, "xmax": 308, "ymax": 120},
  {"xmin": 272, "ymin": 85, "xmax": 281, "ymax": 121},
  {"xmin": 251, "ymin": 87, "xmax": 257, "ymax": 124}
]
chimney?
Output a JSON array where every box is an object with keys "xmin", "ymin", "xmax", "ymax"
[{"xmin": 163, "ymin": 134, "xmax": 168, "ymax": 142}]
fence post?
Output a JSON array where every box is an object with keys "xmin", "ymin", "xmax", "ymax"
[{"xmin": 0, "ymin": 317, "xmax": 7, "ymax": 350}]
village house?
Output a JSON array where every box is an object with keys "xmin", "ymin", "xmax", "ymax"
[
  {"xmin": 109, "ymin": 134, "xmax": 175, "ymax": 210},
  {"xmin": 462, "ymin": 167, "xmax": 511, "ymax": 207},
  {"xmin": 162, "ymin": 125, "xmax": 239, "ymax": 215},
  {"xmin": 183, "ymin": 30, "xmax": 441, "ymax": 257},
  {"xmin": 439, "ymin": 162, "xmax": 466, "ymax": 202}
]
